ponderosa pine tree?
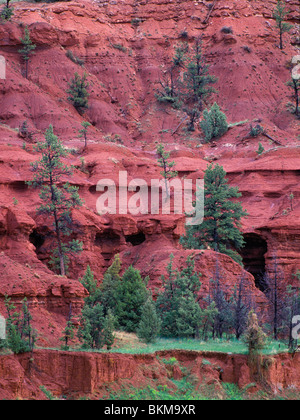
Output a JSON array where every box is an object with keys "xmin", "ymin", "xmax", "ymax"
[
  {"xmin": 18, "ymin": 26, "xmax": 36, "ymax": 79},
  {"xmin": 28, "ymin": 125, "xmax": 83, "ymax": 276},
  {"xmin": 1, "ymin": 0, "xmax": 13, "ymax": 21},
  {"xmin": 67, "ymin": 72, "xmax": 89, "ymax": 113},
  {"xmin": 137, "ymin": 297, "xmax": 161, "ymax": 344},
  {"xmin": 180, "ymin": 163, "xmax": 248, "ymax": 265},
  {"xmin": 155, "ymin": 43, "xmax": 187, "ymax": 109},
  {"xmin": 100, "ymin": 254, "xmax": 122, "ymax": 317},
  {"xmin": 103, "ymin": 309, "xmax": 116, "ymax": 350},
  {"xmin": 176, "ymin": 293, "xmax": 203, "ymax": 338},
  {"xmin": 79, "ymin": 265, "xmax": 102, "ymax": 307},
  {"xmin": 60, "ymin": 304, "xmax": 75, "ymax": 350},
  {"xmin": 156, "ymin": 255, "xmax": 202, "ymax": 338},
  {"xmin": 273, "ymin": 0, "xmax": 293, "ymax": 50},
  {"xmin": 115, "ymin": 266, "xmax": 149, "ymax": 332},
  {"xmin": 79, "ymin": 121, "xmax": 92, "ymax": 149},
  {"xmin": 182, "ymin": 37, "xmax": 217, "ymax": 131},
  {"xmin": 287, "ymin": 77, "xmax": 300, "ymax": 116},
  {"xmin": 156, "ymin": 143, "xmax": 178, "ymax": 198},
  {"xmin": 5, "ymin": 296, "xmax": 36, "ymax": 354},
  {"xmin": 77, "ymin": 303, "xmax": 105, "ymax": 349}
]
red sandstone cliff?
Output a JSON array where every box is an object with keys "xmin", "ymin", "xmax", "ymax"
[{"xmin": 0, "ymin": 0, "xmax": 299, "ymax": 368}]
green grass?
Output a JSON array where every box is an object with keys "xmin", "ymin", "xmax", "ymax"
[
  {"xmin": 97, "ymin": 337, "xmax": 288, "ymax": 355},
  {"xmin": 105, "ymin": 378, "xmax": 210, "ymax": 401},
  {"xmin": 39, "ymin": 337, "xmax": 289, "ymax": 356}
]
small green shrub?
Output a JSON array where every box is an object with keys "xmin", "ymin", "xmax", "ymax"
[{"xmin": 200, "ymin": 102, "xmax": 228, "ymax": 142}]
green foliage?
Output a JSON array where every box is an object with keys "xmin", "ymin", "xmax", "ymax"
[
  {"xmin": 115, "ymin": 266, "xmax": 149, "ymax": 332},
  {"xmin": 155, "ymin": 38, "xmax": 217, "ymax": 131},
  {"xmin": 78, "ymin": 259, "xmax": 122, "ymax": 349},
  {"xmin": 180, "ymin": 164, "xmax": 248, "ymax": 265},
  {"xmin": 5, "ymin": 296, "xmax": 36, "ymax": 354},
  {"xmin": 67, "ymin": 72, "xmax": 89, "ymax": 113},
  {"xmin": 79, "ymin": 265, "xmax": 99, "ymax": 305},
  {"xmin": 107, "ymin": 377, "xmax": 206, "ymax": 400},
  {"xmin": 103, "ymin": 309, "xmax": 116, "ymax": 350},
  {"xmin": 156, "ymin": 255, "xmax": 202, "ymax": 338},
  {"xmin": 256, "ymin": 142, "xmax": 265, "ymax": 155},
  {"xmin": 222, "ymin": 383, "xmax": 244, "ymax": 400},
  {"xmin": 273, "ymin": 0, "xmax": 293, "ymax": 50},
  {"xmin": 182, "ymin": 37, "xmax": 217, "ymax": 130},
  {"xmin": 176, "ymin": 293, "xmax": 203, "ymax": 338},
  {"xmin": 0, "ymin": 4, "xmax": 13, "ymax": 21},
  {"xmin": 200, "ymin": 102, "xmax": 228, "ymax": 142},
  {"xmin": 60, "ymin": 305, "xmax": 75, "ymax": 350},
  {"xmin": 249, "ymin": 124, "xmax": 264, "ymax": 138},
  {"xmin": 78, "ymin": 121, "xmax": 91, "ymax": 148},
  {"xmin": 286, "ymin": 78, "xmax": 300, "ymax": 116},
  {"xmin": 156, "ymin": 144, "xmax": 178, "ymax": 197},
  {"xmin": 28, "ymin": 125, "xmax": 83, "ymax": 276},
  {"xmin": 40, "ymin": 386, "xmax": 58, "ymax": 401},
  {"xmin": 100, "ymin": 254, "xmax": 122, "ymax": 316},
  {"xmin": 137, "ymin": 297, "xmax": 161, "ymax": 343},
  {"xmin": 18, "ymin": 26, "xmax": 36, "ymax": 79},
  {"xmin": 78, "ymin": 303, "xmax": 105, "ymax": 349},
  {"xmin": 155, "ymin": 43, "xmax": 187, "ymax": 109},
  {"xmin": 66, "ymin": 50, "xmax": 85, "ymax": 67}
]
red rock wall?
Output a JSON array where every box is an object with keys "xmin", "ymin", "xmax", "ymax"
[{"xmin": 0, "ymin": 349, "xmax": 299, "ymax": 399}]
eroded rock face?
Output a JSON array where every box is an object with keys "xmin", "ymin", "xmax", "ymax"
[
  {"xmin": 0, "ymin": 350, "xmax": 299, "ymax": 399},
  {"xmin": 0, "ymin": 0, "xmax": 299, "ymax": 349}
]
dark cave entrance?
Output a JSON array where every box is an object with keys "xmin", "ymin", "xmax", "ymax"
[
  {"xmin": 125, "ymin": 232, "xmax": 146, "ymax": 246},
  {"xmin": 29, "ymin": 229, "xmax": 46, "ymax": 253},
  {"xmin": 240, "ymin": 233, "xmax": 268, "ymax": 292}
]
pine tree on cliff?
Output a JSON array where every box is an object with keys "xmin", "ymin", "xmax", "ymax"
[
  {"xmin": 67, "ymin": 72, "xmax": 89, "ymax": 114},
  {"xmin": 182, "ymin": 37, "xmax": 217, "ymax": 131},
  {"xmin": 156, "ymin": 143, "xmax": 178, "ymax": 199},
  {"xmin": 180, "ymin": 164, "xmax": 248, "ymax": 265},
  {"xmin": 28, "ymin": 125, "xmax": 83, "ymax": 276},
  {"xmin": 200, "ymin": 102, "xmax": 228, "ymax": 143},
  {"xmin": 273, "ymin": 0, "xmax": 293, "ymax": 50},
  {"xmin": 18, "ymin": 26, "xmax": 36, "ymax": 79},
  {"xmin": 79, "ymin": 121, "xmax": 92, "ymax": 149},
  {"xmin": 286, "ymin": 77, "xmax": 300, "ymax": 117}
]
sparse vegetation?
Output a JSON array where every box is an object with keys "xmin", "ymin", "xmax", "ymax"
[
  {"xmin": 18, "ymin": 26, "xmax": 36, "ymax": 79},
  {"xmin": 180, "ymin": 164, "xmax": 248, "ymax": 265},
  {"xmin": 67, "ymin": 72, "xmax": 89, "ymax": 113},
  {"xmin": 273, "ymin": 0, "xmax": 293, "ymax": 50},
  {"xmin": 27, "ymin": 125, "xmax": 83, "ymax": 276}
]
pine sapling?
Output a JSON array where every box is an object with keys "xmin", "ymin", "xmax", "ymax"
[
  {"xmin": 156, "ymin": 143, "xmax": 178, "ymax": 198},
  {"xmin": 18, "ymin": 26, "xmax": 36, "ymax": 79}
]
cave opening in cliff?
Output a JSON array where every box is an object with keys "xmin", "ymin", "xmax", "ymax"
[
  {"xmin": 240, "ymin": 233, "xmax": 268, "ymax": 292},
  {"xmin": 29, "ymin": 229, "xmax": 45, "ymax": 253},
  {"xmin": 125, "ymin": 232, "xmax": 146, "ymax": 246}
]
